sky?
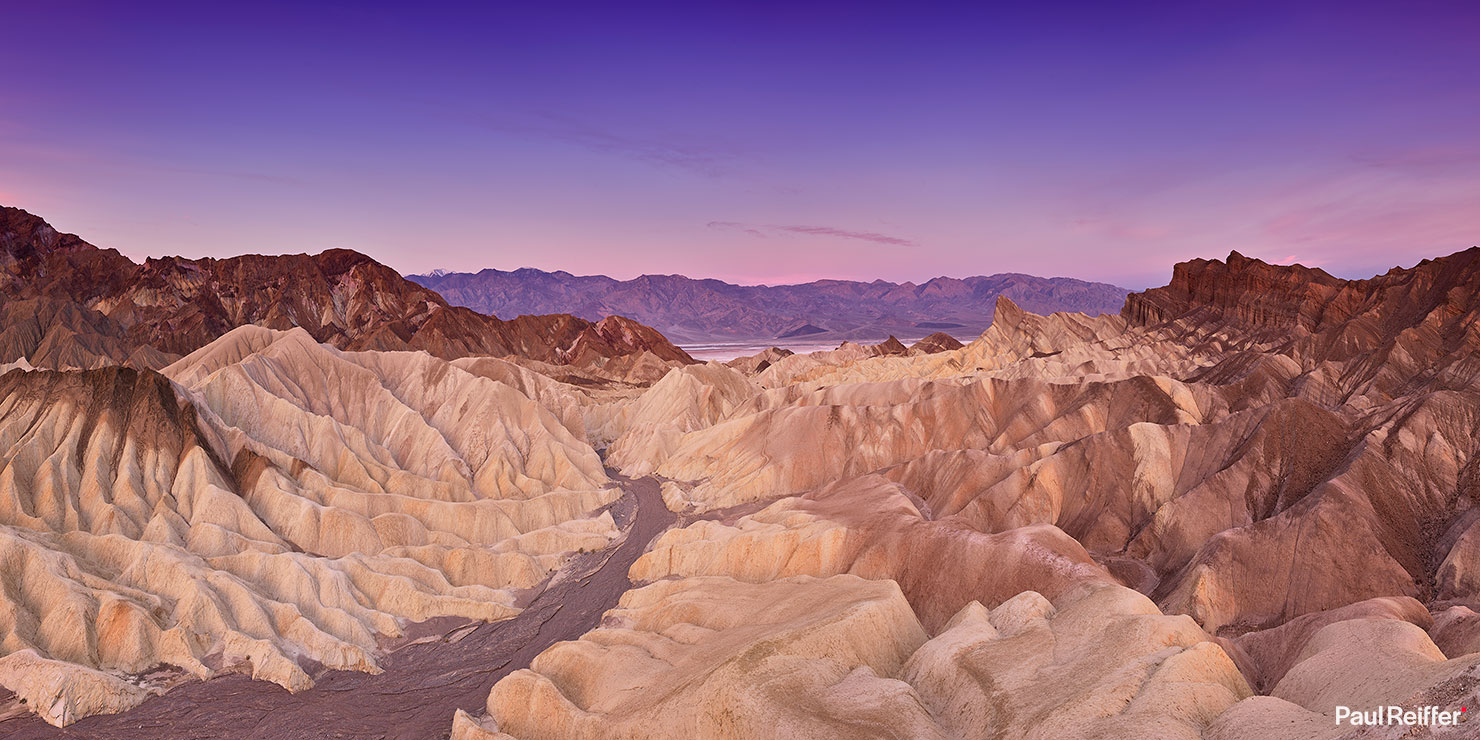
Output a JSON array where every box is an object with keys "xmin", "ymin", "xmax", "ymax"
[{"xmin": 2, "ymin": 1, "xmax": 1478, "ymax": 289}]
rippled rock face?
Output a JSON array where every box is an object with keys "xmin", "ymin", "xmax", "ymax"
[
  {"xmin": 0, "ymin": 332, "xmax": 625, "ymax": 726},
  {"xmin": 478, "ymin": 578, "xmax": 1251, "ymax": 740},
  {"xmin": 1124, "ymin": 248, "xmax": 1480, "ymax": 400}
]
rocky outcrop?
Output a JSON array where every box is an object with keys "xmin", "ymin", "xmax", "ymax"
[
  {"xmin": 910, "ymin": 331, "xmax": 964, "ymax": 353},
  {"xmin": 1121, "ymin": 250, "xmax": 1349, "ymax": 329},
  {"xmin": 723, "ymin": 346, "xmax": 793, "ymax": 374},
  {"xmin": 1124, "ymin": 247, "xmax": 1480, "ymax": 401}
]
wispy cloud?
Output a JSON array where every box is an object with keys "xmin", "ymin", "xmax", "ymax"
[
  {"xmin": 481, "ymin": 113, "xmax": 735, "ymax": 177},
  {"xmin": 707, "ymin": 220, "xmax": 769, "ymax": 238},
  {"xmin": 774, "ymin": 224, "xmax": 915, "ymax": 246},
  {"xmin": 708, "ymin": 221, "xmax": 915, "ymax": 247}
]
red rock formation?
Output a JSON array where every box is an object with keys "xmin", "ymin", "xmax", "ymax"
[
  {"xmin": 1125, "ymin": 247, "xmax": 1480, "ymax": 399},
  {"xmin": 0, "ymin": 206, "xmax": 692, "ymax": 367},
  {"xmin": 910, "ymin": 331, "xmax": 964, "ymax": 353},
  {"xmin": 1122, "ymin": 250, "xmax": 1348, "ymax": 330}
]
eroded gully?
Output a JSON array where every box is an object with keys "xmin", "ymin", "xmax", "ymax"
[{"xmin": 0, "ymin": 471, "xmax": 675, "ymax": 740}]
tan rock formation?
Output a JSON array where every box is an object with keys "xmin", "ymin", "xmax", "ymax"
[
  {"xmin": 630, "ymin": 476, "xmax": 1111, "ymax": 630},
  {"xmin": 487, "ymin": 575, "xmax": 933, "ymax": 739},
  {"xmin": 0, "ymin": 328, "xmax": 622, "ymax": 726},
  {"xmin": 724, "ymin": 346, "xmax": 793, "ymax": 374},
  {"xmin": 1210, "ymin": 616, "xmax": 1480, "ymax": 739},
  {"xmin": 483, "ymin": 577, "xmax": 1249, "ymax": 739},
  {"xmin": 0, "ymin": 650, "xmax": 153, "ymax": 728}
]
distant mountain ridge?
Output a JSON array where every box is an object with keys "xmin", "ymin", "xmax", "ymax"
[{"xmin": 411, "ymin": 267, "xmax": 1130, "ymax": 344}]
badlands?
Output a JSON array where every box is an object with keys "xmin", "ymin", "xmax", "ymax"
[{"xmin": 0, "ymin": 207, "xmax": 1478, "ymax": 739}]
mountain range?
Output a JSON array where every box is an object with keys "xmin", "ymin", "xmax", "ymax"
[
  {"xmin": 0, "ymin": 206, "xmax": 691, "ymax": 371},
  {"xmin": 410, "ymin": 267, "xmax": 1130, "ymax": 344}
]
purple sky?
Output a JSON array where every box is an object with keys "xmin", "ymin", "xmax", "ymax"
[{"xmin": 3, "ymin": 1, "xmax": 1478, "ymax": 288}]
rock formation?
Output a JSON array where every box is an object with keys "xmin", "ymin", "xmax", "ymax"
[
  {"xmin": 0, "ymin": 329, "xmax": 623, "ymax": 726},
  {"xmin": 911, "ymin": 331, "xmax": 965, "ymax": 353},
  {"xmin": 477, "ymin": 578, "xmax": 1250, "ymax": 739}
]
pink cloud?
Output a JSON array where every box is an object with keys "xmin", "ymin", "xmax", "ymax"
[{"xmin": 708, "ymin": 221, "xmax": 916, "ymax": 247}]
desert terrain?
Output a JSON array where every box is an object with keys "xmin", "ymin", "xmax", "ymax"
[{"xmin": 1, "ymin": 208, "xmax": 1478, "ymax": 738}]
